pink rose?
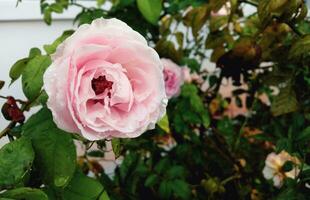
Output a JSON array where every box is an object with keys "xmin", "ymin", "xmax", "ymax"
[
  {"xmin": 44, "ymin": 18, "xmax": 167, "ymax": 140},
  {"xmin": 161, "ymin": 58, "xmax": 184, "ymax": 98}
]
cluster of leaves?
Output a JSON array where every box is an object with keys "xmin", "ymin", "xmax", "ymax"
[{"xmin": 1, "ymin": 0, "xmax": 310, "ymax": 199}]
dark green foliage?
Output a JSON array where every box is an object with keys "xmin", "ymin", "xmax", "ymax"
[{"xmin": 1, "ymin": 0, "xmax": 310, "ymax": 199}]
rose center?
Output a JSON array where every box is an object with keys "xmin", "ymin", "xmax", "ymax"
[{"xmin": 91, "ymin": 76, "xmax": 113, "ymax": 96}]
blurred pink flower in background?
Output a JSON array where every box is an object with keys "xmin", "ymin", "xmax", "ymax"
[{"xmin": 161, "ymin": 58, "xmax": 184, "ymax": 99}]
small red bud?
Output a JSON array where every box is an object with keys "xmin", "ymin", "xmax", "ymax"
[{"xmin": 1, "ymin": 96, "xmax": 25, "ymax": 123}]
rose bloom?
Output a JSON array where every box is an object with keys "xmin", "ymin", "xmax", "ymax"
[
  {"xmin": 262, "ymin": 150, "xmax": 300, "ymax": 188},
  {"xmin": 161, "ymin": 58, "xmax": 184, "ymax": 98},
  {"xmin": 44, "ymin": 18, "xmax": 167, "ymax": 140}
]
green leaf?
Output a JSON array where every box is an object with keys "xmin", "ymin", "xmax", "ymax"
[
  {"xmin": 0, "ymin": 188, "xmax": 48, "ymax": 200},
  {"xmin": 43, "ymin": 10, "xmax": 52, "ymax": 25},
  {"xmin": 97, "ymin": 0, "xmax": 105, "ymax": 6},
  {"xmin": 43, "ymin": 30, "xmax": 74, "ymax": 55},
  {"xmin": 154, "ymin": 158, "xmax": 170, "ymax": 173},
  {"xmin": 9, "ymin": 58, "xmax": 28, "ymax": 84},
  {"xmin": 181, "ymin": 84, "xmax": 198, "ymax": 97},
  {"xmin": 271, "ymin": 83, "xmax": 299, "ymax": 116},
  {"xmin": 63, "ymin": 171, "xmax": 108, "ymax": 200},
  {"xmin": 289, "ymin": 35, "xmax": 310, "ymax": 60},
  {"xmin": 296, "ymin": 127, "xmax": 310, "ymax": 142},
  {"xmin": 0, "ymin": 80, "xmax": 4, "ymax": 90},
  {"xmin": 175, "ymin": 32, "xmax": 184, "ymax": 48},
  {"xmin": 137, "ymin": 0, "xmax": 162, "ymax": 25},
  {"xmin": 119, "ymin": 153, "xmax": 139, "ymax": 180},
  {"xmin": 145, "ymin": 174, "xmax": 159, "ymax": 187},
  {"xmin": 0, "ymin": 137, "xmax": 34, "ymax": 189},
  {"xmin": 49, "ymin": 3, "xmax": 63, "ymax": 13},
  {"xmin": 183, "ymin": 6, "xmax": 208, "ymax": 38},
  {"xmin": 210, "ymin": 16, "xmax": 228, "ymax": 32},
  {"xmin": 155, "ymin": 39, "xmax": 182, "ymax": 63},
  {"xmin": 276, "ymin": 138, "xmax": 291, "ymax": 152},
  {"xmin": 166, "ymin": 166, "xmax": 186, "ymax": 179},
  {"xmin": 157, "ymin": 114, "xmax": 170, "ymax": 133},
  {"xmin": 112, "ymin": 0, "xmax": 135, "ymax": 9},
  {"xmin": 159, "ymin": 180, "xmax": 173, "ymax": 199},
  {"xmin": 258, "ymin": 0, "xmax": 272, "ymax": 27},
  {"xmin": 98, "ymin": 191, "xmax": 110, "ymax": 200},
  {"xmin": 87, "ymin": 150, "xmax": 105, "ymax": 158},
  {"xmin": 276, "ymin": 187, "xmax": 303, "ymax": 200},
  {"xmin": 28, "ymin": 48, "xmax": 41, "ymax": 59},
  {"xmin": 171, "ymin": 179, "xmax": 191, "ymax": 200},
  {"xmin": 28, "ymin": 90, "xmax": 49, "ymax": 107},
  {"xmin": 269, "ymin": 0, "xmax": 288, "ymax": 14},
  {"xmin": 202, "ymin": 111, "xmax": 210, "ymax": 128},
  {"xmin": 9, "ymin": 48, "xmax": 42, "ymax": 85},
  {"xmin": 42, "ymin": 187, "xmax": 57, "ymax": 200},
  {"xmin": 112, "ymin": 138, "xmax": 122, "ymax": 158},
  {"xmin": 23, "ymin": 107, "xmax": 76, "ymax": 188},
  {"xmin": 180, "ymin": 58, "xmax": 200, "ymax": 72},
  {"xmin": 297, "ymin": 21, "xmax": 310, "ymax": 35},
  {"xmin": 22, "ymin": 55, "xmax": 51, "ymax": 101}
]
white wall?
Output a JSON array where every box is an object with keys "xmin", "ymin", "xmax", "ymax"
[{"xmin": 0, "ymin": 0, "xmax": 97, "ymax": 145}]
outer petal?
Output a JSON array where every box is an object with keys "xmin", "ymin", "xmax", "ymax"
[
  {"xmin": 53, "ymin": 18, "xmax": 147, "ymax": 60},
  {"xmin": 262, "ymin": 166, "xmax": 274, "ymax": 180},
  {"xmin": 43, "ymin": 58, "xmax": 79, "ymax": 133}
]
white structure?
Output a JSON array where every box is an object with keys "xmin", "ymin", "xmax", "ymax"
[{"xmin": 0, "ymin": 0, "xmax": 96, "ymax": 145}]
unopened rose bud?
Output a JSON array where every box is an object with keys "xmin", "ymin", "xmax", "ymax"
[{"xmin": 1, "ymin": 96, "xmax": 25, "ymax": 123}]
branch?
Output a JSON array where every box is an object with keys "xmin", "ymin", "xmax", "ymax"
[
  {"xmin": 287, "ymin": 22, "xmax": 303, "ymax": 37},
  {"xmin": 0, "ymin": 95, "xmax": 27, "ymax": 104},
  {"xmin": 0, "ymin": 91, "xmax": 42, "ymax": 140},
  {"xmin": 0, "ymin": 122, "xmax": 16, "ymax": 139},
  {"xmin": 69, "ymin": 2, "xmax": 86, "ymax": 9}
]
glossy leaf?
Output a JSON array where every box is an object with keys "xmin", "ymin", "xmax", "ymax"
[
  {"xmin": 0, "ymin": 80, "xmax": 4, "ymax": 90},
  {"xmin": 22, "ymin": 55, "xmax": 51, "ymax": 101},
  {"xmin": 137, "ymin": 0, "xmax": 162, "ymax": 25},
  {"xmin": 23, "ymin": 107, "xmax": 76, "ymax": 188},
  {"xmin": 0, "ymin": 137, "xmax": 34, "ymax": 188},
  {"xmin": 0, "ymin": 187, "xmax": 48, "ymax": 200},
  {"xmin": 63, "ymin": 171, "xmax": 109, "ymax": 200},
  {"xmin": 271, "ymin": 84, "xmax": 299, "ymax": 116},
  {"xmin": 159, "ymin": 180, "xmax": 173, "ymax": 199},
  {"xmin": 157, "ymin": 114, "xmax": 170, "ymax": 133},
  {"xmin": 43, "ymin": 30, "xmax": 74, "ymax": 55},
  {"xmin": 145, "ymin": 174, "xmax": 159, "ymax": 187},
  {"xmin": 289, "ymin": 35, "xmax": 310, "ymax": 60},
  {"xmin": 171, "ymin": 179, "xmax": 191, "ymax": 200},
  {"xmin": 9, "ymin": 58, "xmax": 28, "ymax": 84},
  {"xmin": 112, "ymin": 138, "xmax": 122, "ymax": 158}
]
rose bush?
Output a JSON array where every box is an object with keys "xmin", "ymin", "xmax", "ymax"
[
  {"xmin": 0, "ymin": 0, "xmax": 310, "ymax": 200},
  {"xmin": 44, "ymin": 18, "xmax": 167, "ymax": 140}
]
